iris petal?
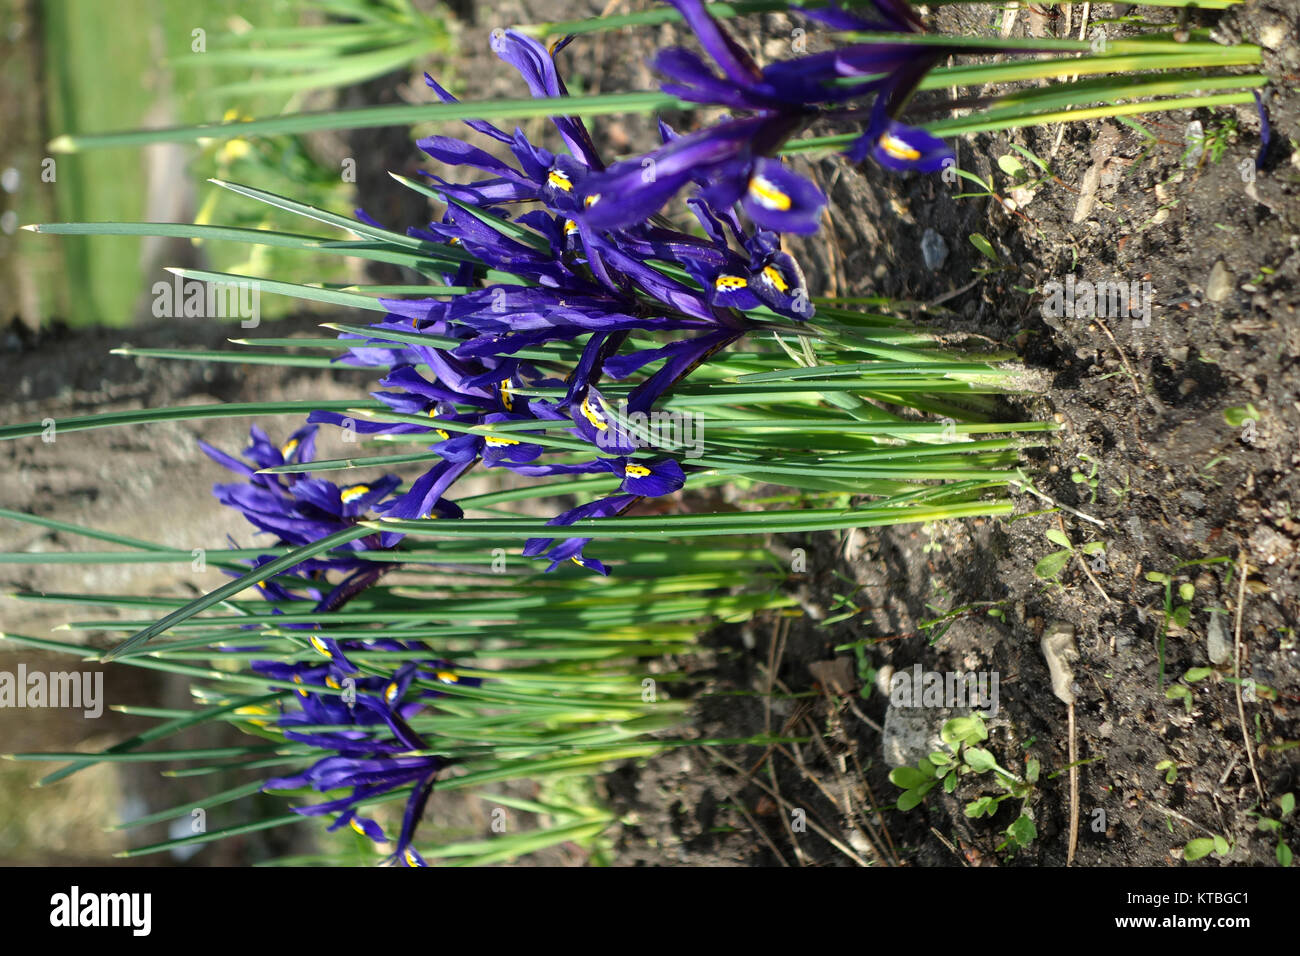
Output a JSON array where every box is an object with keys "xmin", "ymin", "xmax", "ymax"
[{"xmin": 739, "ymin": 159, "xmax": 827, "ymax": 235}]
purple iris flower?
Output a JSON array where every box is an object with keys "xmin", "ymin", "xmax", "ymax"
[
  {"xmin": 576, "ymin": 0, "xmax": 1068, "ymax": 228},
  {"xmin": 522, "ymin": 494, "xmax": 640, "ymax": 574},
  {"xmin": 201, "ymin": 425, "xmax": 463, "ymax": 566},
  {"xmin": 247, "ymin": 582, "xmax": 484, "ymax": 867},
  {"xmin": 416, "ymin": 28, "xmax": 603, "ymax": 215},
  {"xmin": 198, "ymin": 423, "xmax": 317, "ymax": 488},
  {"xmin": 575, "ymin": 113, "xmax": 827, "ymax": 235},
  {"xmin": 266, "ymin": 752, "xmax": 442, "ymax": 867},
  {"xmin": 508, "ymin": 456, "xmax": 686, "ymax": 498}
]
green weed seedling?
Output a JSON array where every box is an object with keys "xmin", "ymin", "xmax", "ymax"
[
  {"xmin": 1223, "ymin": 403, "xmax": 1261, "ymax": 444},
  {"xmin": 1069, "ymin": 453, "xmax": 1104, "ymax": 504},
  {"xmin": 998, "ymin": 143, "xmax": 1054, "ymax": 194},
  {"xmin": 968, "ymin": 233, "xmax": 1004, "ymax": 277},
  {"xmin": 1183, "ymin": 833, "xmax": 1233, "ymax": 862},
  {"xmin": 819, "ymin": 569, "xmax": 868, "ymax": 628},
  {"xmin": 1181, "ymin": 113, "xmax": 1239, "ymax": 168},
  {"xmin": 1034, "ymin": 529, "xmax": 1106, "ymax": 585},
  {"xmin": 1146, "ymin": 556, "xmax": 1234, "ymax": 689},
  {"xmin": 851, "ymin": 644, "xmax": 877, "ymax": 701},
  {"xmin": 1165, "ymin": 666, "xmax": 1213, "ymax": 714},
  {"xmin": 1115, "ymin": 115, "xmax": 1160, "ymax": 172},
  {"xmin": 889, "ymin": 714, "xmax": 1039, "ymax": 855},
  {"xmin": 1250, "ymin": 792, "xmax": 1295, "ymax": 867},
  {"xmin": 831, "ymin": 637, "xmax": 879, "ymax": 702},
  {"xmin": 949, "ymin": 160, "xmax": 1046, "ymax": 240}
]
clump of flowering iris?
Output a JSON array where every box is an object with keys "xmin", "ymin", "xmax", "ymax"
[
  {"xmin": 169, "ymin": 27, "xmax": 832, "ymax": 864},
  {"xmin": 287, "ymin": 28, "xmax": 821, "ymax": 575},
  {"xmin": 257, "ymin": 639, "xmax": 476, "ymax": 868},
  {"xmin": 197, "ymin": 424, "xmax": 475, "ymax": 864}
]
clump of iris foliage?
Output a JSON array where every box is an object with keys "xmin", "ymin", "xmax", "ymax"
[{"xmin": 4, "ymin": 0, "xmax": 1263, "ymax": 865}]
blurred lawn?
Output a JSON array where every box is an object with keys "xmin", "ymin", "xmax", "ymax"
[{"xmin": 31, "ymin": 0, "xmax": 312, "ymax": 326}]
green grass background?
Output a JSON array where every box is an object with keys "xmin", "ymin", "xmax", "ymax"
[{"xmin": 34, "ymin": 0, "xmax": 304, "ymax": 325}]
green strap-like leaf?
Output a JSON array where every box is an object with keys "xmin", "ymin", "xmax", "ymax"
[{"xmin": 101, "ymin": 525, "xmax": 374, "ymax": 661}]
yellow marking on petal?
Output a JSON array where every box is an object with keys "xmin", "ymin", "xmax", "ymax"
[
  {"xmin": 580, "ymin": 396, "xmax": 608, "ymax": 431},
  {"xmin": 563, "ymin": 219, "xmax": 579, "ymax": 235},
  {"xmin": 309, "ymin": 635, "xmax": 331, "ymax": 658},
  {"xmin": 427, "ymin": 410, "xmax": 452, "ymax": 441},
  {"xmin": 547, "ymin": 168, "xmax": 573, "ymax": 192},
  {"xmin": 571, "ymin": 555, "xmax": 587, "ymax": 566},
  {"xmin": 624, "ymin": 464, "xmax": 652, "ymax": 478},
  {"xmin": 435, "ymin": 670, "xmax": 458, "ymax": 683},
  {"xmin": 879, "ymin": 133, "xmax": 922, "ymax": 162},
  {"xmin": 384, "ymin": 681, "xmax": 400, "ymax": 704},
  {"xmin": 293, "ymin": 674, "xmax": 308, "ymax": 698},
  {"xmin": 404, "ymin": 848, "xmax": 424, "ymax": 867},
  {"xmin": 748, "ymin": 174, "xmax": 792, "ymax": 212},
  {"xmin": 325, "ymin": 675, "xmax": 341, "ymax": 690},
  {"xmin": 483, "ymin": 424, "xmax": 520, "ymax": 447},
  {"xmin": 715, "ymin": 275, "xmax": 748, "ymax": 291},
  {"xmin": 350, "ymin": 817, "xmax": 369, "ymax": 836},
  {"xmin": 584, "ymin": 193, "xmax": 601, "ymax": 208},
  {"xmin": 761, "ymin": 265, "xmax": 790, "ymax": 293},
  {"xmin": 499, "ymin": 378, "xmax": 514, "ymax": 411},
  {"xmin": 280, "ymin": 438, "xmax": 299, "ymax": 459},
  {"xmin": 340, "ymin": 484, "xmax": 370, "ymax": 504}
]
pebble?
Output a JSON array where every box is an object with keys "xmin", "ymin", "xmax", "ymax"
[
  {"xmin": 882, "ymin": 703, "xmax": 954, "ymax": 768},
  {"xmin": 848, "ymin": 829, "xmax": 874, "ymax": 856},
  {"xmin": 875, "ymin": 664, "xmax": 894, "ymax": 698},
  {"xmin": 1207, "ymin": 610, "xmax": 1232, "ymax": 666},
  {"xmin": 921, "ymin": 228, "xmax": 949, "ymax": 271},
  {"xmin": 1259, "ymin": 22, "xmax": 1288, "ymax": 50},
  {"xmin": 1206, "ymin": 260, "xmax": 1234, "ymax": 303},
  {"xmin": 1183, "ymin": 121, "xmax": 1204, "ymax": 166}
]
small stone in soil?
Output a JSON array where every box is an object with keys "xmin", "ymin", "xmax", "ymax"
[
  {"xmin": 921, "ymin": 228, "xmax": 949, "ymax": 271},
  {"xmin": 1206, "ymin": 610, "xmax": 1232, "ymax": 666},
  {"xmin": 1184, "ymin": 121, "xmax": 1205, "ymax": 166},
  {"xmin": 1206, "ymin": 260, "xmax": 1235, "ymax": 303}
]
